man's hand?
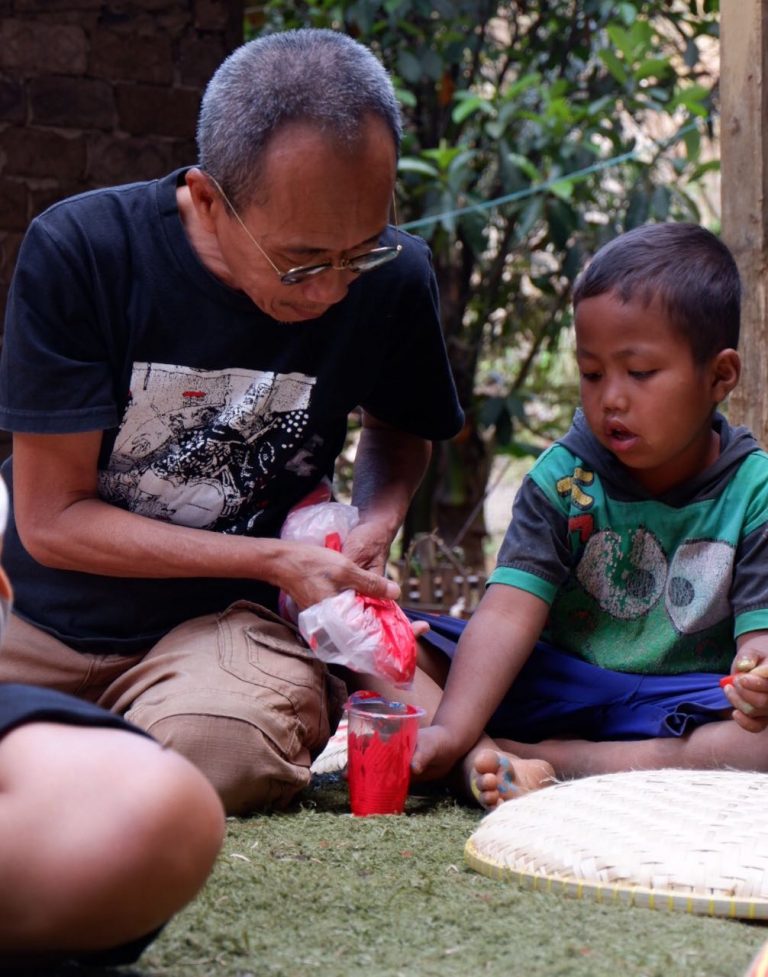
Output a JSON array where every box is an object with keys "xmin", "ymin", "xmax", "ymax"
[
  {"xmin": 341, "ymin": 519, "xmax": 393, "ymax": 577},
  {"xmin": 275, "ymin": 540, "xmax": 399, "ymax": 612},
  {"xmin": 723, "ymin": 632, "xmax": 768, "ymax": 733}
]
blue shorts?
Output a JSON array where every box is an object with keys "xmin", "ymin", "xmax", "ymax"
[{"xmin": 406, "ymin": 610, "xmax": 731, "ymax": 741}]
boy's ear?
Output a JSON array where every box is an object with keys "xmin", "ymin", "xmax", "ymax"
[{"xmin": 710, "ymin": 348, "xmax": 741, "ymax": 403}]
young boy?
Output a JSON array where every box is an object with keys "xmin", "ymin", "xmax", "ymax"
[{"xmin": 411, "ymin": 222, "xmax": 768, "ymax": 808}]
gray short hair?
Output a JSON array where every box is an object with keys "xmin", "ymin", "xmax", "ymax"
[{"xmin": 197, "ymin": 28, "xmax": 402, "ymax": 209}]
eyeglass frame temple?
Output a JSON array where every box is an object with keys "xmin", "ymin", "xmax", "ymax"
[
  {"xmin": 205, "ymin": 173, "xmax": 285, "ymax": 277},
  {"xmin": 205, "ymin": 172, "xmax": 401, "ymax": 283}
]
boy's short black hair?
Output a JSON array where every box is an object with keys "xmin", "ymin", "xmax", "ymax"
[{"xmin": 572, "ymin": 223, "xmax": 741, "ymax": 362}]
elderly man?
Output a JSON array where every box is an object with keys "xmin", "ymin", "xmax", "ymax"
[{"xmin": 0, "ymin": 29, "xmax": 463, "ymax": 814}]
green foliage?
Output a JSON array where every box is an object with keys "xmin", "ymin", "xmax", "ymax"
[{"xmin": 244, "ymin": 1, "xmax": 720, "ymax": 551}]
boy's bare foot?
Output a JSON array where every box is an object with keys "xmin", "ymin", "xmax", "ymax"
[{"xmin": 466, "ymin": 747, "xmax": 555, "ymax": 810}]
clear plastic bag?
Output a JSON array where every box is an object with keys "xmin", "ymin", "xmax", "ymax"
[
  {"xmin": 298, "ymin": 590, "xmax": 416, "ymax": 687},
  {"xmin": 279, "ymin": 494, "xmax": 416, "ymax": 687},
  {"xmin": 278, "ymin": 495, "xmax": 360, "ymax": 625},
  {"xmin": 280, "ymin": 500, "xmax": 360, "ymax": 552}
]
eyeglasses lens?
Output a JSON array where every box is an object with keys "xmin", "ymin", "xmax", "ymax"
[{"xmin": 280, "ymin": 245, "xmax": 402, "ymax": 286}]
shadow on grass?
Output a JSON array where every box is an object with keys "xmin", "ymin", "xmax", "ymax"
[
  {"xmin": 0, "ymin": 963, "xmax": 147, "ymax": 977},
  {"xmin": 302, "ymin": 769, "xmax": 458, "ymax": 816}
]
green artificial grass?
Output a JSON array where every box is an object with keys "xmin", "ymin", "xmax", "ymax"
[{"xmin": 136, "ymin": 774, "xmax": 767, "ymax": 977}]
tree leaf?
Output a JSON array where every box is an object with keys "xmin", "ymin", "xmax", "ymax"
[
  {"xmin": 598, "ymin": 48, "xmax": 628, "ymax": 84},
  {"xmin": 397, "ymin": 158, "xmax": 440, "ymax": 178},
  {"xmin": 397, "ymin": 49, "xmax": 422, "ymax": 83},
  {"xmin": 635, "ymin": 57, "xmax": 671, "ymax": 81},
  {"xmin": 452, "ymin": 94, "xmax": 495, "ymax": 124}
]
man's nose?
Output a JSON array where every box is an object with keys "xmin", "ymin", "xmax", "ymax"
[{"xmin": 301, "ymin": 268, "xmax": 354, "ymax": 305}]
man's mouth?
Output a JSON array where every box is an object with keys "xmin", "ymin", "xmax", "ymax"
[{"xmin": 282, "ymin": 304, "xmax": 329, "ymax": 321}]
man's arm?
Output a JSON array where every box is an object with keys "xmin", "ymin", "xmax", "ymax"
[
  {"xmin": 345, "ymin": 410, "xmax": 432, "ymax": 575},
  {"xmin": 12, "ymin": 431, "xmax": 398, "ymax": 611},
  {"xmin": 411, "ymin": 584, "xmax": 550, "ymax": 781}
]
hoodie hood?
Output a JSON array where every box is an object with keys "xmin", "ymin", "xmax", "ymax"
[{"xmin": 559, "ymin": 409, "xmax": 761, "ymax": 507}]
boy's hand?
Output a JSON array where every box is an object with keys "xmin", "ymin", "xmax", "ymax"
[
  {"xmin": 723, "ymin": 639, "xmax": 768, "ymax": 733},
  {"xmin": 410, "ymin": 724, "xmax": 463, "ymax": 782}
]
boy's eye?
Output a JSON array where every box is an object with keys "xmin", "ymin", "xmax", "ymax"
[
  {"xmin": 629, "ymin": 370, "xmax": 657, "ymax": 380},
  {"xmin": 580, "ymin": 371, "xmax": 601, "ymax": 382}
]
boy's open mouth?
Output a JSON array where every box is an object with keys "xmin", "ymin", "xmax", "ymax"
[{"xmin": 604, "ymin": 421, "xmax": 639, "ymax": 450}]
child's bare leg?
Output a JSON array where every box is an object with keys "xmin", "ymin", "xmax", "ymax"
[
  {"xmin": 462, "ymin": 735, "xmax": 555, "ymax": 810},
  {"xmin": 0, "ymin": 722, "xmax": 224, "ymax": 957},
  {"xmin": 495, "ymin": 717, "xmax": 768, "ymax": 780}
]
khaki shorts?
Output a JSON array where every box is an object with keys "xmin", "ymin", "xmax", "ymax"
[{"xmin": 0, "ymin": 602, "xmax": 345, "ymax": 814}]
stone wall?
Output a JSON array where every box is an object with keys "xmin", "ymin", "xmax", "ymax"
[{"xmin": 0, "ymin": 0, "xmax": 244, "ymax": 331}]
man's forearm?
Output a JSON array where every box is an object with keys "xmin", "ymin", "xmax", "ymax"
[{"xmin": 351, "ymin": 416, "xmax": 432, "ymax": 536}]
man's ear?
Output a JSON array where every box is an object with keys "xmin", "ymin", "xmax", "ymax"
[
  {"xmin": 184, "ymin": 168, "xmax": 220, "ymax": 233},
  {"xmin": 711, "ymin": 348, "xmax": 741, "ymax": 403}
]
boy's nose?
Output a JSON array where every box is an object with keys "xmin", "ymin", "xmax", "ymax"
[{"xmin": 601, "ymin": 379, "xmax": 629, "ymax": 412}]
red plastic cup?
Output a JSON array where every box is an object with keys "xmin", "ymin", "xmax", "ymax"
[{"xmin": 346, "ymin": 691, "xmax": 425, "ymax": 816}]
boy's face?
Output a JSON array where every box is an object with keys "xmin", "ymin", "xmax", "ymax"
[{"xmin": 575, "ymin": 290, "xmax": 734, "ymax": 495}]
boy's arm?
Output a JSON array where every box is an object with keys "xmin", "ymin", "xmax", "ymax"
[
  {"xmin": 411, "ymin": 584, "xmax": 550, "ymax": 781},
  {"xmin": 722, "ymin": 630, "xmax": 768, "ymax": 732}
]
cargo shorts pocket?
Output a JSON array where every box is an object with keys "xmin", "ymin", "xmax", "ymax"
[{"xmin": 216, "ymin": 601, "xmax": 331, "ymax": 759}]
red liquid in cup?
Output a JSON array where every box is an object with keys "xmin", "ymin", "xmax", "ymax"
[{"xmin": 346, "ymin": 694, "xmax": 424, "ymax": 816}]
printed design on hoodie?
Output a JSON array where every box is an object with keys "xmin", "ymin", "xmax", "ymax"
[{"xmin": 553, "ymin": 460, "xmax": 736, "ymax": 636}]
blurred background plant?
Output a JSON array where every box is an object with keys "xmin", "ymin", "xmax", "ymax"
[{"xmin": 245, "ymin": 0, "xmax": 720, "ymax": 568}]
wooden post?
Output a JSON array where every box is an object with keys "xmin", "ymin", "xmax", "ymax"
[{"xmin": 721, "ymin": 0, "xmax": 768, "ymax": 445}]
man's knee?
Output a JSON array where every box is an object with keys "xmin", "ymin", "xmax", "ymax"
[{"xmin": 141, "ymin": 713, "xmax": 311, "ymax": 815}]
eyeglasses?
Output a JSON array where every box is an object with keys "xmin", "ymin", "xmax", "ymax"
[{"xmin": 206, "ymin": 174, "xmax": 402, "ymax": 286}]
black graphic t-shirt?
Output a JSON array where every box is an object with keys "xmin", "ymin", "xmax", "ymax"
[{"xmin": 0, "ymin": 169, "xmax": 463, "ymax": 652}]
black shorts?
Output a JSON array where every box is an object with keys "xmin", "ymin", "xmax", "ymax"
[
  {"xmin": 0, "ymin": 682, "xmax": 150, "ymax": 741},
  {"xmin": 0, "ymin": 683, "xmax": 162, "ymax": 968}
]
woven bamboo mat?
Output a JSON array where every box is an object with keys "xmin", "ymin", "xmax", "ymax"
[
  {"xmin": 745, "ymin": 941, "xmax": 768, "ymax": 977},
  {"xmin": 465, "ymin": 768, "xmax": 768, "ymax": 919}
]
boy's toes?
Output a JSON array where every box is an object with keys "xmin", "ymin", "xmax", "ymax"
[
  {"xmin": 469, "ymin": 770, "xmax": 504, "ymax": 809},
  {"xmin": 473, "ymin": 748, "xmax": 505, "ymax": 776},
  {"xmin": 469, "ymin": 775, "xmax": 500, "ymax": 810},
  {"xmin": 467, "ymin": 750, "xmax": 555, "ymax": 811},
  {"xmin": 468, "ymin": 751, "xmax": 520, "ymax": 811}
]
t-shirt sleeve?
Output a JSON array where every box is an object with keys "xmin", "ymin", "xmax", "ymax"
[
  {"xmin": 357, "ymin": 235, "xmax": 463, "ymax": 441},
  {"xmin": 0, "ymin": 215, "xmax": 120, "ymax": 434},
  {"xmin": 732, "ymin": 462, "xmax": 768, "ymax": 636},
  {"xmin": 487, "ymin": 474, "xmax": 571, "ymax": 603}
]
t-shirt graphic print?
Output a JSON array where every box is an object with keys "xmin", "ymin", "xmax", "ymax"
[{"xmin": 98, "ymin": 361, "xmax": 318, "ymax": 533}]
